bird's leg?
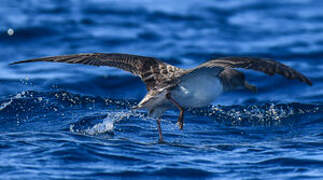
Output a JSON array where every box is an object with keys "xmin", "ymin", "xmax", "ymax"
[
  {"xmin": 156, "ymin": 118, "xmax": 164, "ymax": 143},
  {"xmin": 166, "ymin": 92, "xmax": 184, "ymax": 130}
]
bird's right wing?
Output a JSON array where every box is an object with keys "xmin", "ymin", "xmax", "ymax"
[{"xmin": 10, "ymin": 53, "xmax": 184, "ymax": 90}]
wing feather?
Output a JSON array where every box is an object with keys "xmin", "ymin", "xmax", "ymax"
[
  {"xmin": 196, "ymin": 57, "xmax": 312, "ymax": 86},
  {"xmin": 10, "ymin": 53, "xmax": 184, "ymax": 90}
]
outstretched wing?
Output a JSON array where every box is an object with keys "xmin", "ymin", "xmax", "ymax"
[
  {"xmin": 10, "ymin": 53, "xmax": 184, "ymax": 90},
  {"xmin": 196, "ymin": 56, "xmax": 312, "ymax": 86}
]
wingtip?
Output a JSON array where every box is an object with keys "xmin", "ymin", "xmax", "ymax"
[
  {"xmin": 303, "ymin": 77, "xmax": 313, "ymax": 86},
  {"xmin": 9, "ymin": 62, "xmax": 19, "ymax": 65},
  {"xmin": 9, "ymin": 59, "xmax": 37, "ymax": 66}
]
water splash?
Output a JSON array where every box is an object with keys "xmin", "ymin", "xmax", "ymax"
[
  {"xmin": 1, "ymin": 90, "xmax": 321, "ymax": 133},
  {"xmin": 69, "ymin": 110, "xmax": 146, "ymax": 136},
  {"xmin": 0, "ymin": 99, "xmax": 13, "ymax": 111},
  {"xmin": 0, "ymin": 91, "xmax": 27, "ymax": 111},
  {"xmin": 189, "ymin": 103, "xmax": 322, "ymax": 126},
  {"xmin": 7, "ymin": 28, "xmax": 14, "ymax": 36}
]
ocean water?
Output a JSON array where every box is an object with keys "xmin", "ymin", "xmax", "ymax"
[{"xmin": 1, "ymin": 0, "xmax": 323, "ymax": 179}]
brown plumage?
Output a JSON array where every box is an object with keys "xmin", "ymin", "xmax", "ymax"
[
  {"xmin": 196, "ymin": 56, "xmax": 312, "ymax": 86},
  {"xmin": 10, "ymin": 53, "xmax": 184, "ymax": 91},
  {"xmin": 10, "ymin": 53, "xmax": 312, "ymax": 142}
]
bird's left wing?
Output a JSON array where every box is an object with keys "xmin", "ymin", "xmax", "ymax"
[{"xmin": 195, "ymin": 56, "xmax": 312, "ymax": 86}]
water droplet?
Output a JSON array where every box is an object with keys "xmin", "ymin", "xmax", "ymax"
[{"xmin": 7, "ymin": 28, "xmax": 14, "ymax": 36}]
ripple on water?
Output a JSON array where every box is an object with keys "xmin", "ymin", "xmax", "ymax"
[{"xmin": 1, "ymin": 1, "xmax": 323, "ymax": 178}]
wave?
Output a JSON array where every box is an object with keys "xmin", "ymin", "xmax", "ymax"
[
  {"xmin": 254, "ymin": 157, "xmax": 323, "ymax": 167},
  {"xmin": 0, "ymin": 91, "xmax": 322, "ymax": 136}
]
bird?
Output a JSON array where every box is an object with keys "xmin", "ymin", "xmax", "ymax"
[{"xmin": 10, "ymin": 53, "xmax": 312, "ymax": 142}]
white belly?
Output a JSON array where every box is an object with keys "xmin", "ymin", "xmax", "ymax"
[{"xmin": 171, "ymin": 73, "xmax": 223, "ymax": 108}]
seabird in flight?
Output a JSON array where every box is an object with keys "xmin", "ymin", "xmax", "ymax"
[{"xmin": 10, "ymin": 53, "xmax": 312, "ymax": 142}]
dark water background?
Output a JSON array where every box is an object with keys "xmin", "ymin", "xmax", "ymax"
[{"xmin": 1, "ymin": 0, "xmax": 323, "ymax": 179}]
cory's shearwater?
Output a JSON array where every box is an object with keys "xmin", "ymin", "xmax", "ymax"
[{"xmin": 10, "ymin": 53, "xmax": 312, "ymax": 142}]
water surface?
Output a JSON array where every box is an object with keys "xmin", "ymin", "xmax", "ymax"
[{"xmin": 1, "ymin": 0, "xmax": 323, "ymax": 179}]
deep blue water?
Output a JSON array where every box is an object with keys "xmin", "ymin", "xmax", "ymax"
[{"xmin": 1, "ymin": 0, "xmax": 323, "ymax": 179}]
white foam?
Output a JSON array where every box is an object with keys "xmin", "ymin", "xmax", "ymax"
[
  {"xmin": 70, "ymin": 111, "xmax": 144, "ymax": 136},
  {"xmin": 0, "ymin": 99, "xmax": 13, "ymax": 111},
  {"xmin": 0, "ymin": 91, "xmax": 26, "ymax": 111}
]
